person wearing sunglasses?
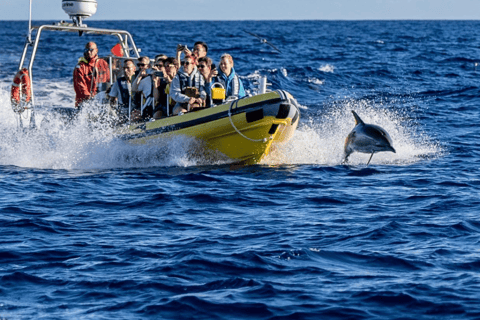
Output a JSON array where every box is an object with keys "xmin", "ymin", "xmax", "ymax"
[
  {"xmin": 132, "ymin": 56, "xmax": 151, "ymax": 86},
  {"xmin": 152, "ymin": 54, "xmax": 168, "ymax": 86},
  {"xmin": 152, "ymin": 54, "xmax": 168, "ymax": 76},
  {"xmin": 162, "ymin": 58, "xmax": 179, "ymax": 83},
  {"xmin": 152, "ymin": 57, "xmax": 179, "ymax": 118},
  {"xmin": 197, "ymin": 56, "xmax": 219, "ymax": 107},
  {"xmin": 197, "ymin": 57, "xmax": 217, "ymax": 83},
  {"xmin": 170, "ymin": 55, "xmax": 206, "ymax": 116},
  {"xmin": 131, "ymin": 56, "xmax": 156, "ymax": 120},
  {"xmin": 108, "ymin": 59, "xmax": 136, "ymax": 122},
  {"xmin": 73, "ymin": 42, "xmax": 110, "ymax": 108}
]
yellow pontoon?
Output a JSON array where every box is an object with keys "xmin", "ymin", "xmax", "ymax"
[{"xmin": 122, "ymin": 90, "xmax": 300, "ymax": 165}]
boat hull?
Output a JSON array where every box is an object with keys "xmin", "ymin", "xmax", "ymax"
[{"xmin": 120, "ymin": 90, "xmax": 300, "ymax": 165}]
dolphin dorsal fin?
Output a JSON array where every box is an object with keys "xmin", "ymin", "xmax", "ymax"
[{"xmin": 351, "ymin": 110, "xmax": 364, "ymax": 126}]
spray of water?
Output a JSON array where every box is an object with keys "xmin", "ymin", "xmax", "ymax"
[
  {"xmin": 0, "ymin": 80, "xmax": 442, "ymax": 169},
  {"xmin": 263, "ymin": 98, "xmax": 442, "ymax": 166},
  {"xmin": 0, "ymin": 82, "xmax": 228, "ymax": 170}
]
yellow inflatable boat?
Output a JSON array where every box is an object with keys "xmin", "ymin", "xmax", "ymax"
[
  {"xmin": 122, "ymin": 90, "xmax": 300, "ymax": 165},
  {"xmin": 10, "ymin": 2, "xmax": 301, "ymax": 165}
]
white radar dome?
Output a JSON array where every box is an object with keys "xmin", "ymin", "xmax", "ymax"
[{"xmin": 62, "ymin": 0, "xmax": 98, "ymax": 18}]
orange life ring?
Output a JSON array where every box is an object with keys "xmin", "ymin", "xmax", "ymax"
[{"xmin": 11, "ymin": 68, "xmax": 32, "ymax": 109}]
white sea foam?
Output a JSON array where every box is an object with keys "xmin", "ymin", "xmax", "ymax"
[
  {"xmin": 318, "ymin": 64, "xmax": 335, "ymax": 73},
  {"xmin": 0, "ymin": 81, "xmax": 19, "ymax": 128},
  {"xmin": 307, "ymin": 78, "xmax": 324, "ymax": 86},
  {"xmin": 248, "ymin": 68, "xmax": 288, "ymax": 78},
  {"xmin": 263, "ymin": 99, "xmax": 442, "ymax": 166},
  {"xmin": 245, "ymin": 70, "xmax": 262, "ymax": 80},
  {"xmin": 0, "ymin": 80, "xmax": 225, "ymax": 170}
]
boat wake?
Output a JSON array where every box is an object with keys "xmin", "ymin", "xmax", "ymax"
[
  {"xmin": 263, "ymin": 98, "xmax": 443, "ymax": 166},
  {"xmin": 1, "ymin": 81, "xmax": 442, "ymax": 169}
]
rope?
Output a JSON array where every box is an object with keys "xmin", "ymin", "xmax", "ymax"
[{"xmin": 227, "ymin": 99, "xmax": 269, "ymax": 143}]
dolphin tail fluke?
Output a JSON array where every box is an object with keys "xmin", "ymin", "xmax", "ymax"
[
  {"xmin": 351, "ymin": 110, "xmax": 364, "ymax": 126},
  {"xmin": 366, "ymin": 152, "xmax": 375, "ymax": 166}
]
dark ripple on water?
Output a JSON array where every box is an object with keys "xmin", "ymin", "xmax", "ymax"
[{"xmin": 1, "ymin": 20, "xmax": 480, "ymax": 319}]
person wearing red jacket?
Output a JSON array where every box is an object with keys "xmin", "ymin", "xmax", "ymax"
[{"xmin": 73, "ymin": 42, "xmax": 110, "ymax": 108}]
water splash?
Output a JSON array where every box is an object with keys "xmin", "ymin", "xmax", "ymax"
[
  {"xmin": 0, "ymin": 84, "xmax": 226, "ymax": 170},
  {"xmin": 1, "ymin": 80, "xmax": 442, "ymax": 169},
  {"xmin": 263, "ymin": 98, "xmax": 443, "ymax": 166},
  {"xmin": 0, "ymin": 81, "xmax": 19, "ymax": 128}
]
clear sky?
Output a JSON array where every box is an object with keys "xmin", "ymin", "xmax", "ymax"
[{"xmin": 1, "ymin": 0, "xmax": 479, "ymax": 21}]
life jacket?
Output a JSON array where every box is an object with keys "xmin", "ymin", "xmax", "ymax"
[
  {"xmin": 170, "ymin": 67, "xmax": 207, "ymax": 108},
  {"xmin": 177, "ymin": 68, "xmax": 204, "ymax": 94},
  {"xmin": 11, "ymin": 68, "xmax": 32, "ymax": 111},
  {"xmin": 218, "ymin": 68, "xmax": 245, "ymax": 98},
  {"xmin": 115, "ymin": 76, "xmax": 132, "ymax": 109},
  {"xmin": 131, "ymin": 71, "xmax": 153, "ymax": 110}
]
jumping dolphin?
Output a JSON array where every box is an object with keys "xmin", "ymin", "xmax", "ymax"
[{"xmin": 344, "ymin": 110, "xmax": 396, "ymax": 165}]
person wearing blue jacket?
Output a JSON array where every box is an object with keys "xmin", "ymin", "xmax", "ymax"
[{"xmin": 216, "ymin": 54, "xmax": 246, "ymax": 100}]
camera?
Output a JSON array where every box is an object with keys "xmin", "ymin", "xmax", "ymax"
[
  {"xmin": 153, "ymin": 71, "xmax": 164, "ymax": 78},
  {"xmin": 211, "ymin": 63, "xmax": 216, "ymax": 70}
]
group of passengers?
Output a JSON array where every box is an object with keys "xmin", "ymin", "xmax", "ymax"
[{"xmin": 73, "ymin": 41, "xmax": 246, "ymax": 122}]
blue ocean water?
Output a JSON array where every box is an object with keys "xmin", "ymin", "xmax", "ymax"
[{"xmin": 1, "ymin": 19, "xmax": 480, "ymax": 319}]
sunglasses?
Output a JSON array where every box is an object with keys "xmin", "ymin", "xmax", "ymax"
[
  {"xmin": 84, "ymin": 48, "xmax": 96, "ymax": 52},
  {"xmin": 137, "ymin": 63, "xmax": 148, "ymax": 67},
  {"xmin": 198, "ymin": 65, "xmax": 207, "ymax": 69},
  {"xmin": 155, "ymin": 64, "xmax": 164, "ymax": 67},
  {"xmin": 182, "ymin": 62, "xmax": 191, "ymax": 65}
]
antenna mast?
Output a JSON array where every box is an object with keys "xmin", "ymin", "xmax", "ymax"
[{"xmin": 27, "ymin": 0, "xmax": 32, "ymax": 44}]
